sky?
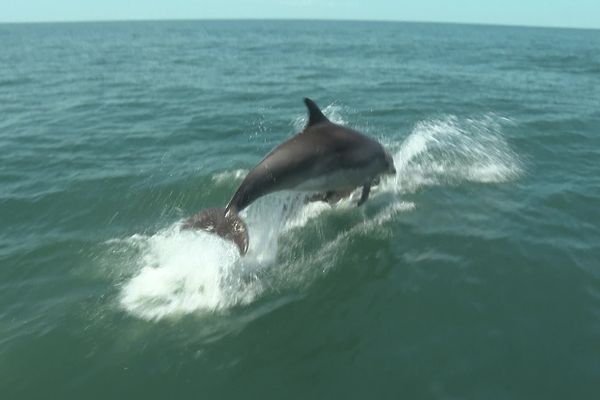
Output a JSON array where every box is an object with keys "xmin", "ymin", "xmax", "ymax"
[{"xmin": 2, "ymin": 0, "xmax": 599, "ymax": 29}]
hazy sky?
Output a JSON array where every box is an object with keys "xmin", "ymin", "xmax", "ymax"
[{"xmin": 2, "ymin": 0, "xmax": 599, "ymax": 29}]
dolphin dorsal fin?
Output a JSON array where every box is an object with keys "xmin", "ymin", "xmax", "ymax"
[{"xmin": 303, "ymin": 98, "xmax": 329, "ymax": 128}]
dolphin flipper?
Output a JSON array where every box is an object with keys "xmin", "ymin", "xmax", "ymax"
[
  {"xmin": 182, "ymin": 208, "xmax": 249, "ymax": 255},
  {"xmin": 305, "ymin": 188, "xmax": 356, "ymax": 205},
  {"xmin": 357, "ymin": 184, "xmax": 371, "ymax": 207}
]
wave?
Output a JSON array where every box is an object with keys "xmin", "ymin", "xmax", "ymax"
[{"xmin": 114, "ymin": 111, "xmax": 521, "ymax": 320}]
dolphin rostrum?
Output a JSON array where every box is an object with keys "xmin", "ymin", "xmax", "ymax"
[{"xmin": 183, "ymin": 98, "xmax": 396, "ymax": 255}]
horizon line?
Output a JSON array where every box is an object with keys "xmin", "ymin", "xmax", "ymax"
[{"xmin": 0, "ymin": 17, "xmax": 598, "ymax": 32}]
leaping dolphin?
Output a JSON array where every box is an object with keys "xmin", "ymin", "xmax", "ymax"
[{"xmin": 183, "ymin": 98, "xmax": 396, "ymax": 255}]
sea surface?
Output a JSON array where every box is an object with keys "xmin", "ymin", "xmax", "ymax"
[{"xmin": 1, "ymin": 20, "xmax": 599, "ymax": 399}]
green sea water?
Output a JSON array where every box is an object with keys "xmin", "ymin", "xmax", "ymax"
[{"xmin": 1, "ymin": 20, "xmax": 599, "ymax": 399}]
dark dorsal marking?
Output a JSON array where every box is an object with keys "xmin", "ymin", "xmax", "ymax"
[{"xmin": 303, "ymin": 97, "xmax": 329, "ymax": 128}]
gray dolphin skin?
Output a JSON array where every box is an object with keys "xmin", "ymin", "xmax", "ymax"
[{"xmin": 183, "ymin": 98, "xmax": 396, "ymax": 255}]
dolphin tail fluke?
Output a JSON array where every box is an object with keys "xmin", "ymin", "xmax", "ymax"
[{"xmin": 182, "ymin": 207, "xmax": 249, "ymax": 255}]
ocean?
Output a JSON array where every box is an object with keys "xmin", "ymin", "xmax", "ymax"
[{"xmin": 0, "ymin": 20, "xmax": 599, "ymax": 399}]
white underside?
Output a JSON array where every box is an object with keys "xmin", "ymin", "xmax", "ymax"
[{"xmin": 292, "ymin": 168, "xmax": 373, "ymax": 192}]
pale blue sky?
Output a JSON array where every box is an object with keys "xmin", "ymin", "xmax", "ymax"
[{"xmin": 2, "ymin": 0, "xmax": 599, "ymax": 29}]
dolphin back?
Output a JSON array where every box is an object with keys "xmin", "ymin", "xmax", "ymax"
[{"xmin": 182, "ymin": 207, "xmax": 249, "ymax": 255}]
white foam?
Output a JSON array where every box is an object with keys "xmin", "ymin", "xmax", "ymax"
[
  {"xmin": 118, "ymin": 226, "xmax": 253, "ymax": 320},
  {"xmin": 118, "ymin": 192, "xmax": 329, "ymax": 320},
  {"xmin": 380, "ymin": 114, "xmax": 522, "ymax": 194}
]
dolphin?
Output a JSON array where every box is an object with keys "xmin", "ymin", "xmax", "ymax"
[{"xmin": 183, "ymin": 98, "xmax": 396, "ymax": 255}]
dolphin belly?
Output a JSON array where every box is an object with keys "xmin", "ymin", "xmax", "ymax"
[{"xmin": 292, "ymin": 168, "xmax": 370, "ymax": 192}]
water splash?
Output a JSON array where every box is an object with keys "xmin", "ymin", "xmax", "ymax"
[
  {"xmin": 117, "ymin": 112, "xmax": 521, "ymax": 320},
  {"xmin": 118, "ymin": 227, "xmax": 253, "ymax": 320},
  {"xmin": 118, "ymin": 192, "xmax": 330, "ymax": 321},
  {"xmin": 382, "ymin": 114, "xmax": 521, "ymax": 194},
  {"xmin": 211, "ymin": 169, "xmax": 248, "ymax": 184}
]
